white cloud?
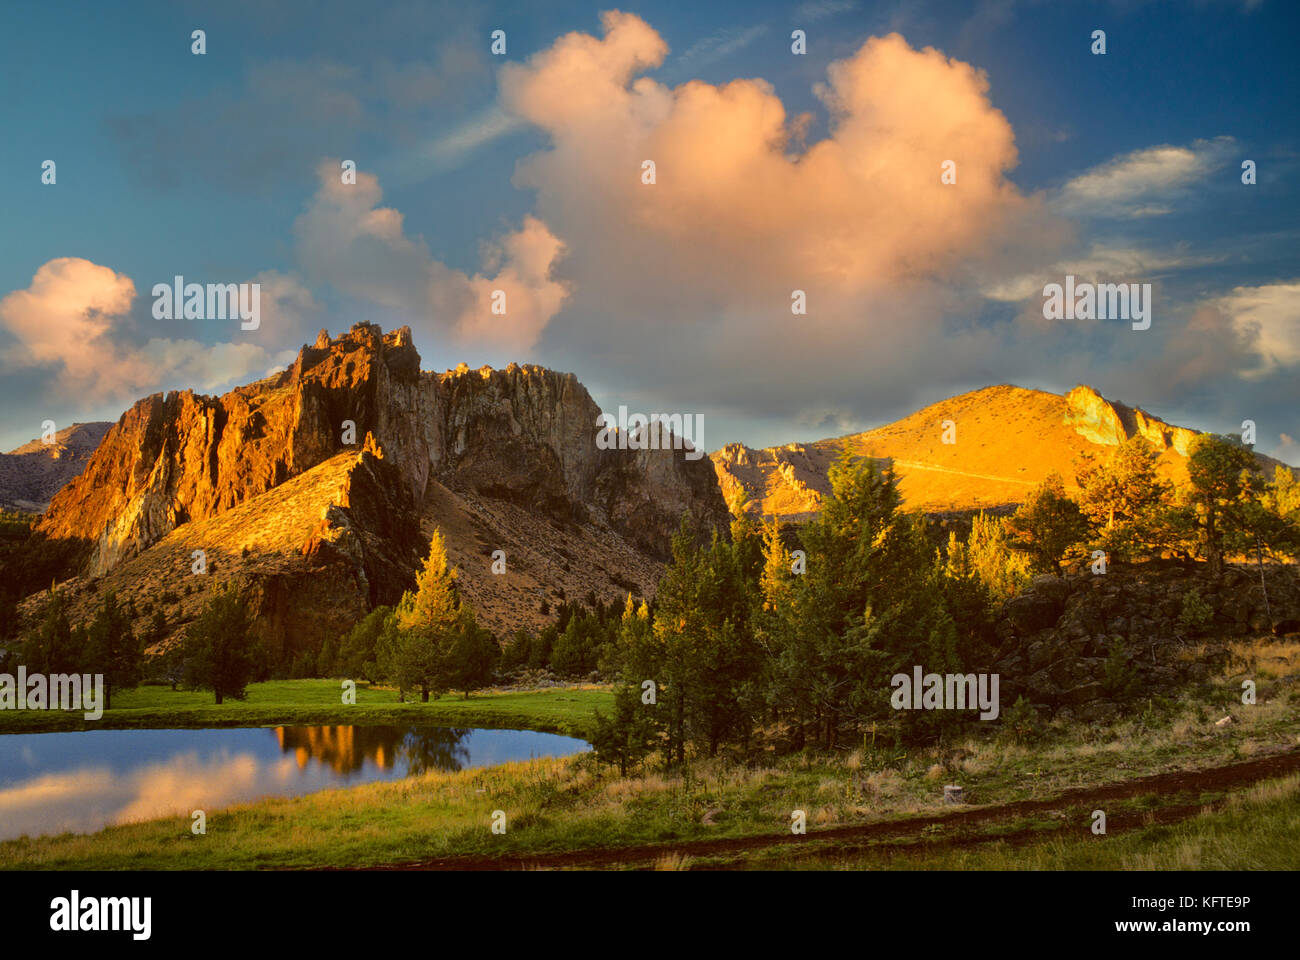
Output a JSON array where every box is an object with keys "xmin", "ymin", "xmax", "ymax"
[
  {"xmin": 1054, "ymin": 137, "xmax": 1237, "ymax": 218},
  {"xmin": 1218, "ymin": 281, "xmax": 1300, "ymax": 377}
]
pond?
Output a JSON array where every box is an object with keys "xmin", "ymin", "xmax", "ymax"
[{"xmin": 0, "ymin": 725, "xmax": 591, "ymax": 841}]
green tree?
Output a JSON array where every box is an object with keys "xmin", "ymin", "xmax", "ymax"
[
  {"xmin": 183, "ymin": 586, "xmax": 258, "ymax": 704},
  {"xmin": 1075, "ymin": 436, "xmax": 1174, "ymax": 560},
  {"xmin": 551, "ymin": 610, "xmax": 602, "ymax": 677},
  {"xmin": 965, "ymin": 512, "xmax": 1031, "ymax": 600},
  {"xmin": 1181, "ymin": 434, "xmax": 1260, "ymax": 577},
  {"xmin": 23, "ymin": 590, "xmax": 80, "ymax": 675},
  {"xmin": 379, "ymin": 531, "xmax": 461, "ymax": 701},
  {"xmin": 443, "ymin": 608, "xmax": 499, "ymax": 698},
  {"xmin": 590, "ymin": 682, "xmax": 658, "ymax": 776},
  {"xmin": 85, "ymin": 591, "xmax": 142, "ymax": 710},
  {"xmin": 336, "ymin": 605, "xmax": 393, "ymax": 681},
  {"xmin": 379, "ymin": 530, "xmax": 493, "ymax": 701},
  {"xmin": 1007, "ymin": 473, "xmax": 1090, "ymax": 575}
]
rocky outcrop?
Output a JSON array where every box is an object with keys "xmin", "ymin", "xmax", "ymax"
[
  {"xmin": 1064, "ymin": 384, "xmax": 1198, "ymax": 454},
  {"xmin": 39, "ymin": 323, "xmax": 727, "ymax": 578},
  {"xmin": 1063, "ymin": 385, "xmax": 1130, "ymax": 447},
  {"xmin": 991, "ymin": 562, "xmax": 1300, "ymax": 722},
  {"xmin": 19, "ymin": 324, "xmax": 729, "ymax": 650},
  {"xmin": 0, "ymin": 422, "xmax": 111, "ymax": 511}
]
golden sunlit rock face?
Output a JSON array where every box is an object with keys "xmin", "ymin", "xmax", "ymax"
[
  {"xmin": 713, "ymin": 383, "xmax": 1289, "ymax": 521},
  {"xmin": 17, "ymin": 323, "xmax": 729, "ymax": 651}
]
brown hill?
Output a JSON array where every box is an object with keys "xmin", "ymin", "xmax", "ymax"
[
  {"xmin": 713, "ymin": 384, "xmax": 1288, "ymax": 520},
  {"xmin": 0, "ymin": 422, "xmax": 112, "ymax": 512},
  {"xmin": 17, "ymin": 323, "xmax": 728, "ymax": 655}
]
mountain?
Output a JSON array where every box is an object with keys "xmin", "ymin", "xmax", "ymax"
[
  {"xmin": 713, "ymin": 384, "xmax": 1289, "ymax": 520},
  {"xmin": 0, "ymin": 422, "xmax": 112, "ymax": 512},
  {"xmin": 16, "ymin": 323, "xmax": 728, "ymax": 657}
]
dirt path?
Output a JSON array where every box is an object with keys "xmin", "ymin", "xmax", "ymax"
[{"xmin": 352, "ymin": 748, "xmax": 1300, "ymax": 871}]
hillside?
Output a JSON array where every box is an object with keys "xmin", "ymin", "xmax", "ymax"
[
  {"xmin": 0, "ymin": 421, "xmax": 112, "ymax": 512},
  {"xmin": 713, "ymin": 384, "xmax": 1290, "ymax": 520}
]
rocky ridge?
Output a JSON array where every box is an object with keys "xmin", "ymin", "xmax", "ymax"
[
  {"xmin": 991, "ymin": 562, "xmax": 1300, "ymax": 722},
  {"xmin": 713, "ymin": 383, "xmax": 1290, "ymax": 520},
  {"xmin": 19, "ymin": 323, "xmax": 729, "ymax": 651}
]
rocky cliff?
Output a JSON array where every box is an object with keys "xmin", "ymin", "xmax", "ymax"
[
  {"xmin": 20, "ymin": 323, "xmax": 729, "ymax": 652},
  {"xmin": 1062, "ymin": 384, "xmax": 1200, "ymax": 455}
]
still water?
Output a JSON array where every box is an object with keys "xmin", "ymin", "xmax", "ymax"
[{"xmin": 0, "ymin": 725, "xmax": 590, "ymax": 841}]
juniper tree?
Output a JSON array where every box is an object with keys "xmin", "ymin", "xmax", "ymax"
[
  {"xmin": 443, "ymin": 607, "xmax": 499, "ymax": 698},
  {"xmin": 184, "ymin": 585, "xmax": 258, "ymax": 704},
  {"xmin": 590, "ymin": 681, "xmax": 658, "ymax": 776},
  {"xmin": 381, "ymin": 530, "xmax": 461, "ymax": 701},
  {"xmin": 1180, "ymin": 434, "xmax": 1261, "ymax": 578},
  {"xmin": 85, "ymin": 591, "xmax": 142, "ymax": 710},
  {"xmin": 1007, "ymin": 473, "xmax": 1090, "ymax": 575},
  {"xmin": 1075, "ymin": 436, "xmax": 1174, "ymax": 560}
]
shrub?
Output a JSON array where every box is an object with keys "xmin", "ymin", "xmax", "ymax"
[
  {"xmin": 1177, "ymin": 587, "xmax": 1214, "ymax": 635},
  {"xmin": 1102, "ymin": 637, "xmax": 1142, "ymax": 701}
]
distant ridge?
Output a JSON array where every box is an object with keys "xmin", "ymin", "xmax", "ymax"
[
  {"xmin": 0, "ymin": 422, "xmax": 112, "ymax": 512},
  {"xmin": 712, "ymin": 384, "xmax": 1290, "ymax": 520}
]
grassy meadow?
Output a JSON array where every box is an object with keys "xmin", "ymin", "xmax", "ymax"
[
  {"xmin": 0, "ymin": 679, "xmax": 611, "ymax": 738},
  {"xmin": 2, "ymin": 654, "xmax": 1296, "ymax": 870}
]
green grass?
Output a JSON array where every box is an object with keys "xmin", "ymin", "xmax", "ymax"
[
  {"xmin": 1, "ymin": 669, "xmax": 1297, "ymax": 870},
  {"xmin": 0, "ymin": 679, "xmax": 612, "ymax": 739}
]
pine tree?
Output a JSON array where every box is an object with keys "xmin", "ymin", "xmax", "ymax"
[
  {"xmin": 590, "ymin": 681, "xmax": 658, "ymax": 776},
  {"xmin": 184, "ymin": 585, "xmax": 258, "ymax": 704},
  {"xmin": 25, "ymin": 590, "xmax": 79, "ymax": 675},
  {"xmin": 443, "ymin": 607, "xmax": 499, "ymax": 698},
  {"xmin": 1181, "ymin": 434, "xmax": 1262, "ymax": 577},
  {"xmin": 1007, "ymin": 473, "xmax": 1090, "ymax": 575},
  {"xmin": 381, "ymin": 530, "xmax": 461, "ymax": 701},
  {"xmin": 86, "ymin": 591, "xmax": 142, "ymax": 710}
]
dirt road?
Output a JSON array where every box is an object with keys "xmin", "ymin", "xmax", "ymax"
[{"xmin": 351, "ymin": 748, "xmax": 1300, "ymax": 871}]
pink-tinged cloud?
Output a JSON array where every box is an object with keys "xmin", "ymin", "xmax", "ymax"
[
  {"xmin": 0, "ymin": 258, "xmax": 136, "ymax": 387},
  {"xmin": 0, "ymin": 258, "xmax": 282, "ymax": 404},
  {"xmin": 500, "ymin": 15, "xmax": 1055, "ymax": 307},
  {"xmin": 294, "ymin": 160, "xmax": 569, "ymax": 352}
]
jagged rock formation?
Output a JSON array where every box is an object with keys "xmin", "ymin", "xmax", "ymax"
[
  {"xmin": 1062, "ymin": 384, "xmax": 1199, "ymax": 455},
  {"xmin": 713, "ymin": 384, "xmax": 1291, "ymax": 520},
  {"xmin": 991, "ymin": 563, "xmax": 1300, "ymax": 722},
  {"xmin": 0, "ymin": 422, "xmax": 112, "ymax": 512},
  {"xmin": 19, "ymin": 324, "xmax": 729, "ymax": 653}
]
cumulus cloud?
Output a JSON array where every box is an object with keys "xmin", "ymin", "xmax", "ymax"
[
  {"xmin": 293, "ymin": 161, "xmax": 569, "ymax": 352},
  {"xmin": 502, "ymin": 16, "xmax": 1050, "ymax": 303},
  {"xmin": 482, "ymin": 12, "xmax": 1063, "ymax": 420},
  {"xmin": 0, "ymin": 258, "xmax": 284, "ymax": 405}
]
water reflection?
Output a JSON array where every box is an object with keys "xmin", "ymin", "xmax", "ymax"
[
  {"xmin": 0, "ymin": 725, "xmax": 589, "ymax": 841},
  {"xmin": 274, "ymin": 725, "xmax": 473, "ymax": 775}
]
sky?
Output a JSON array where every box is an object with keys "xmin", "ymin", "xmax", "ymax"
[{"xmin": 1, "ymin": 0, "xmax": 1297, "ymax": 460}]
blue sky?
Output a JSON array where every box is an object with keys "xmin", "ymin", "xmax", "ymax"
[{"xmin": 1, "ymin": 0, "xmax": 1297, "ymax": 459}]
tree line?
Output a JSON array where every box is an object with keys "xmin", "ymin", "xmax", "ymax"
[{"xmin": 586, "ymin": 434, "xmax": 1300, "ymax": 773}]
